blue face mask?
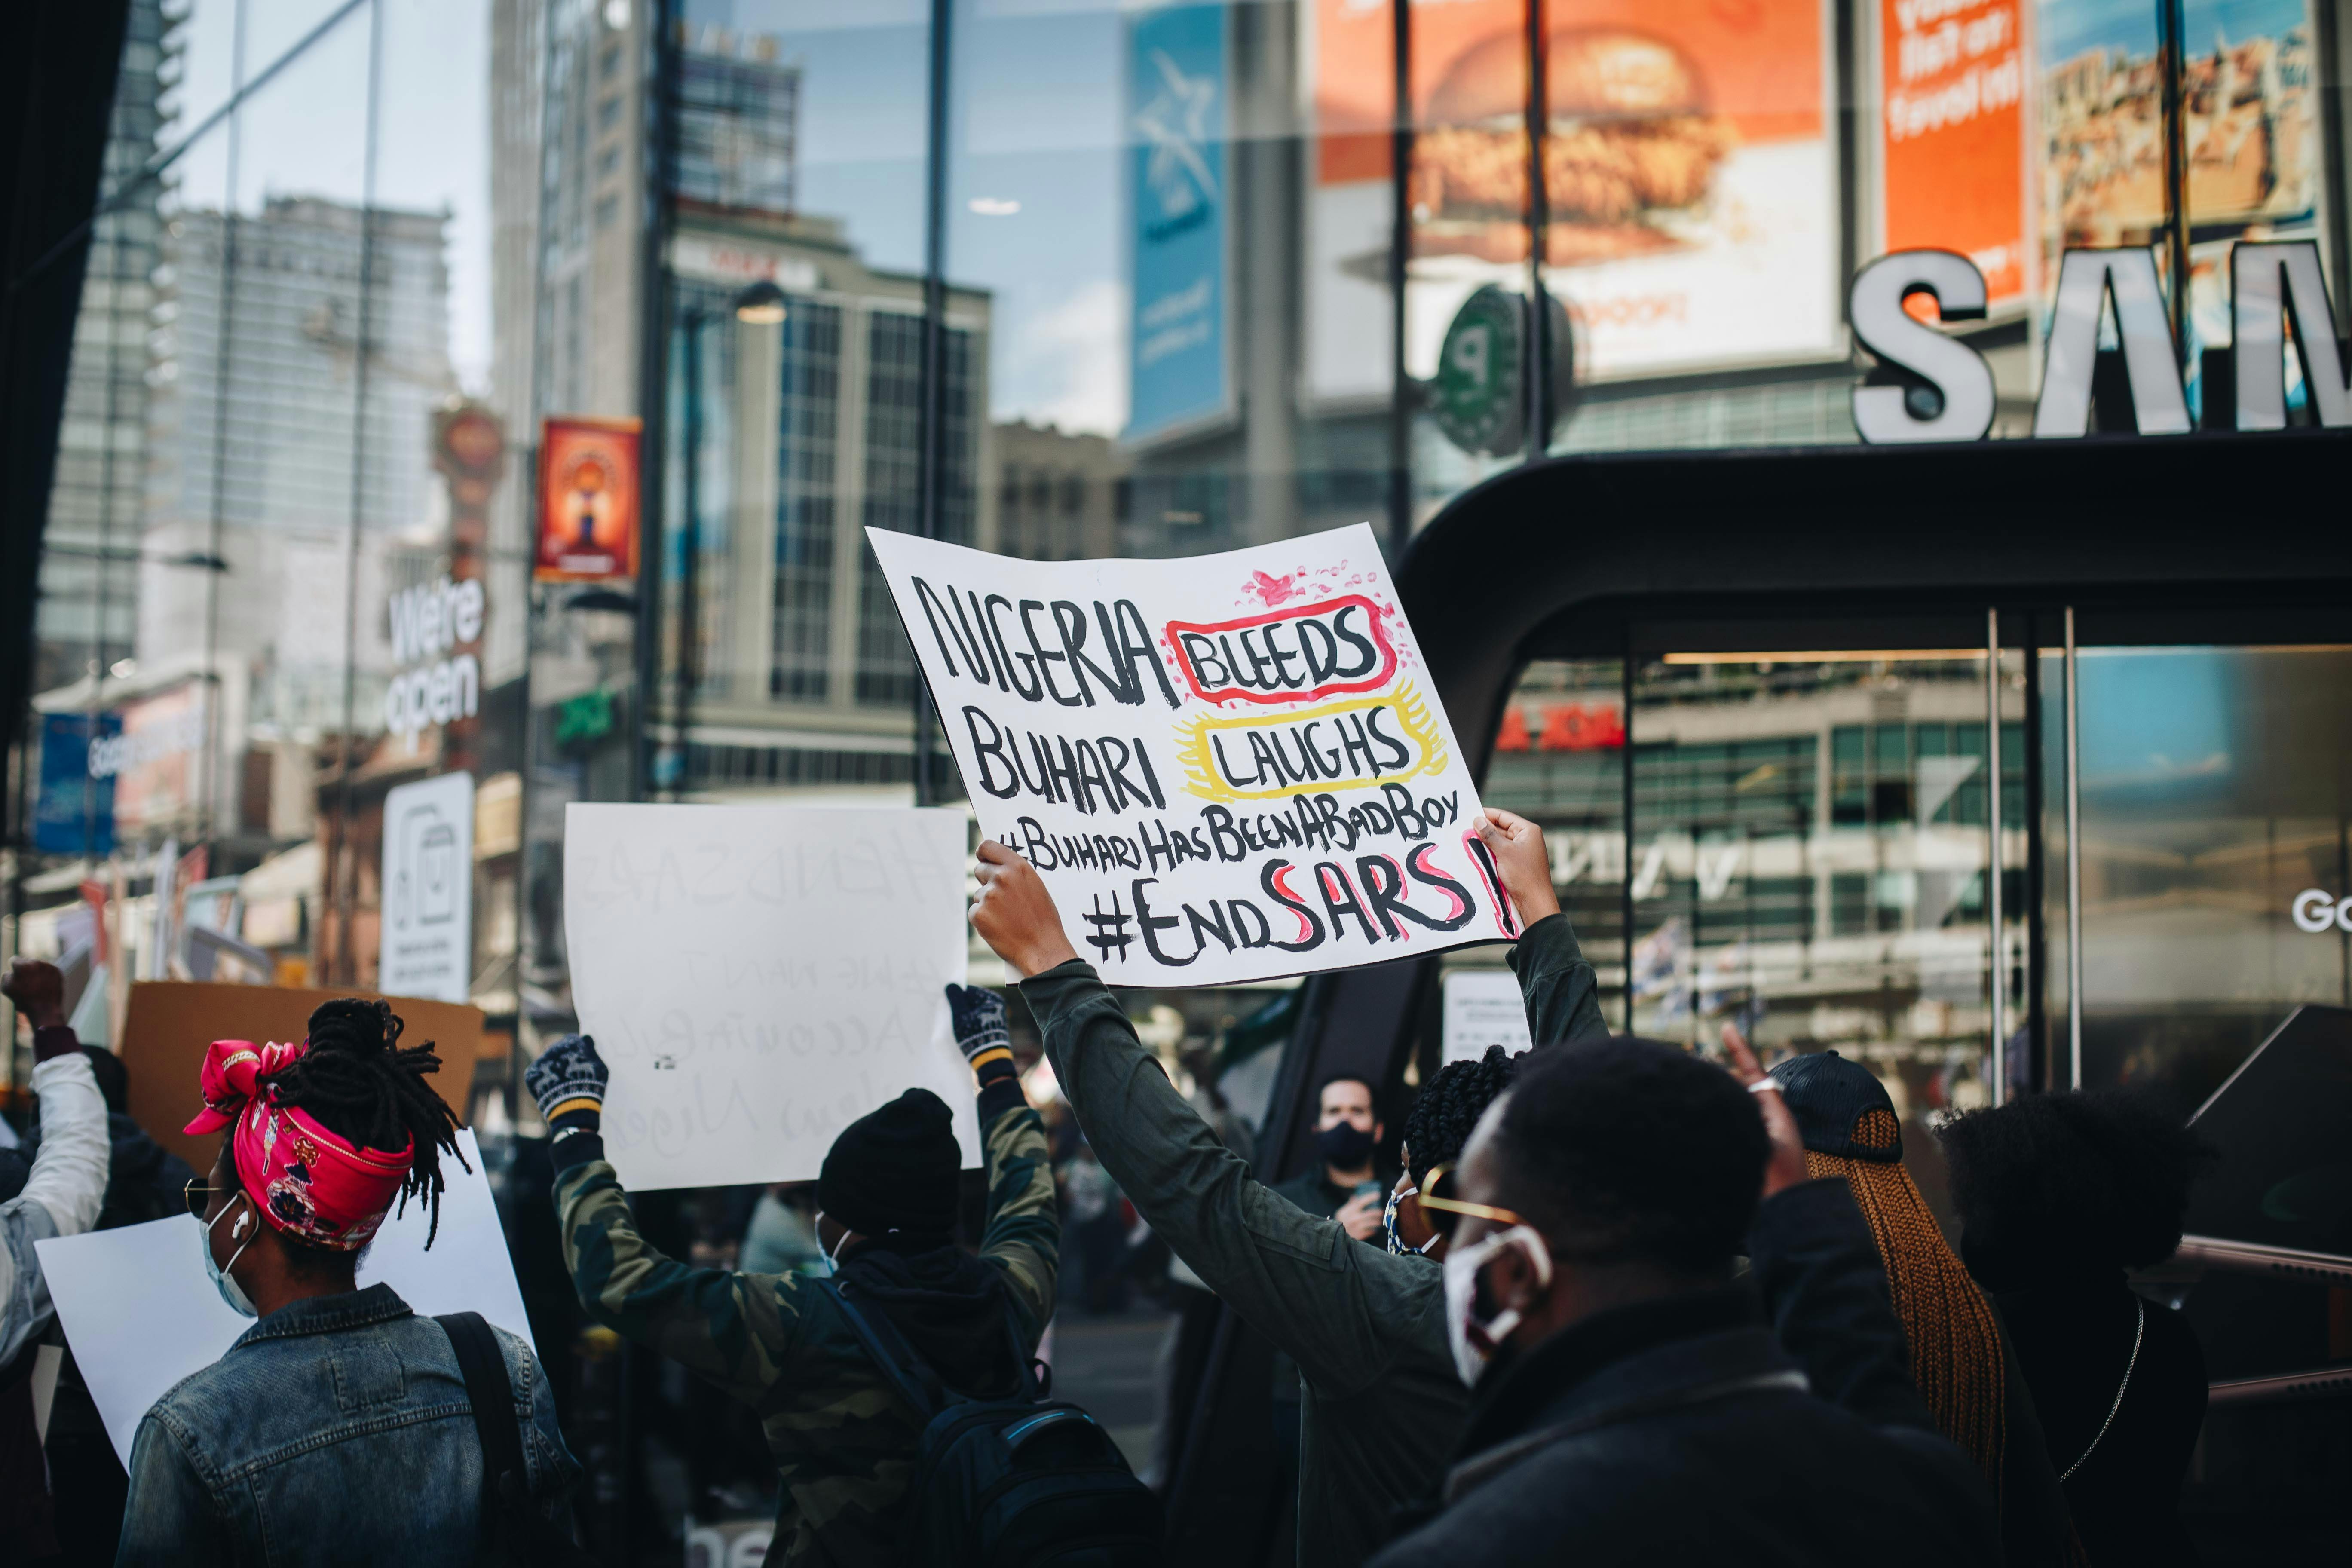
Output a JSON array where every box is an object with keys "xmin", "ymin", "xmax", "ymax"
[{"xmin": 202, "ymin": 1197, "xmax": 260, "ymax": 1317}]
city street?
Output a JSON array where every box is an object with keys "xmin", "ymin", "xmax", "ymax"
[{"xmin": 1045, "ymin": 1307, "xmax": 1175, "ymax": 1475}]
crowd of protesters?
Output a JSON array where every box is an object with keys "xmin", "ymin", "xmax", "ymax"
[{"xmin": 0, "ymin": 807, "xmax": 2230, "ymax": 1566}]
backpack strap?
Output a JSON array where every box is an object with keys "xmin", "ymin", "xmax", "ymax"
[
  {"xmin": 819, "ymin": 1280, "xmax": 946, "ymax": 1420},
  {"xmin": 1001, "ymin": 1296, "xmax": 1043, "ymax": 1401},
  {"xmin": 433, "ymin": 1315, "xmax": 595, "ymax": 1568},
  {"xmin": 438, "ymin": 1312, "xmax": 528, "ymax": 1513}
]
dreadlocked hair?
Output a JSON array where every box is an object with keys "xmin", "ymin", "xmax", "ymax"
[
  {"xmin": 1810, "ymin": 1109, "xmax": 2006, "ymax": 1498},
  {"xmin": 1400, "ymin": 1045, "xmax": 1518, "ymax": 1176},
  {"xmin": 262, "ymin": 998, "xmax": 467, "ymax": 1247}
]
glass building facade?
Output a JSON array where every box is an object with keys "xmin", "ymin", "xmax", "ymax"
[{"xmin": 7, "ymin": 0, "xmax": 2352, "ymax": 1559}]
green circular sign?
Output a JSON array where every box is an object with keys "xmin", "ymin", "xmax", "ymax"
[{"xmin": 1431, "ymin": 286, "xmax": 1526, "ymax": 456}]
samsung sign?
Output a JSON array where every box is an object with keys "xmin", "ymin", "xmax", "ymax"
[{"xmin": 1850, "ymin": 241, "xmax": 2346, "ymax": 444}]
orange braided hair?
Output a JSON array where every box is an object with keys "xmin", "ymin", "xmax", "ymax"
[{"xmin": 1808, "ymin": 1109, "xmax": 2006, "ymax": 1499}]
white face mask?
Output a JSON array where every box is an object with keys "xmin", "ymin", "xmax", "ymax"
[
  {"xmin": 202, "ymin": 1197, "xmax": 260, "ymax": 1318},
  {"xmin": 1442, "ymin": 1224, "xmax": 1553, "ymax": 1387},
  {"xmin": 813, "ymin": 1210, "xmax": 846, "ymax": 1276}
]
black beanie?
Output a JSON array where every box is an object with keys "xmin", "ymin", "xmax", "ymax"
[
  {"xmin": 817, "ymin": 1088, "xmax": 961, "ymax": 1241},
  {"xmin": 1770, "ymin": 1050, "xmax": 1902, "ymax": 1161}
]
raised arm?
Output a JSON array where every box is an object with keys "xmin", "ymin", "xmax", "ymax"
[
  {"xmin": 1473, "ymin": 810, "xmax": 1605, "ymax": 1047},
  {"xmin": 1719, "ymin": 1028, "xmax": 1942, "ymax": 1434},
  {"xmin": 531, "ymin": 1035, "xmax": 811, "ymax": 1403},
  {"xmin": 946, "ymin": 984, "xmax": 1060, "ymax": 1342},
  {"xmin": 0, "ymin": 960, "xmax": 110, "ymax": 1368},
  {"xmin": 972, "ymin": 842, "xmax": 1424, "ymax": 1398}
]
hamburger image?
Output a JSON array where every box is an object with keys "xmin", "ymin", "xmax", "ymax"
[{"xmin": 1409, "ymin": 28, "xmax": 1738, "ymax": 266}]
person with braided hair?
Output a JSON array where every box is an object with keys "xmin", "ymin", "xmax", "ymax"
[
  {"xmin": 1767, "ymin": 1048, "xmax": 2076, "ymax": 1567},
  {"xmin": 967, "ymin": 804, "xmax": 1593, "ymax": 1568},
  {"xmin": 1384, "ymin": 1046, "xmax": 1520, "ymax": 1258},
  {"xmin": 116, "ymin": 998, "xmax": 581, "ymax": 1566},
  {"xmin": 1364, "ymin": 1031, "xmax": 1998, "ymax": 1568}
]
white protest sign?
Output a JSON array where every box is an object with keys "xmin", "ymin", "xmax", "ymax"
[
  {"xmin": 379, "ymin": 770, "xmax": 475, "ymax": 1003},
  {"xmin": 1441, "ymin": 968, "xmax": 1533, "ymax": 1064},
  {"xmin": 866, "ymin": 521, "xmax": 1521, "ymax": 986},
  {"xmin": 563, "ymin": 804, "xmax": 976, "ymax": 1191},
  {"xmin": 36, "ymin": 1129, "xmax": 529, "ymax": 1465}
]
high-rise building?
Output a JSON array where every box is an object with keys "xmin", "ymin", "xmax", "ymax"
[
  {"xmin": 994, "ymin": 420, "xmax": 1125, "ymax": 563},
  {"xmin": 523, "ymin": 0, "xmax": 647, "ymax": 426},
  {"xmin": 677, "ymin": 35, "xmax": 800, "ymax": 218},
  {"xmin": 33, "ymin": 0, "xmax": 181, "ymax": 698},
  {"xmin": 666, "ymin": 226, "xmax": 991, "ymax": 796},
  {"xmin": 136, "ymin": 196, "xmax": 456, "ymax": 737},
  {"xmin": 487, "ymin": 8, "xmax": 1001, "ymax": 801}
]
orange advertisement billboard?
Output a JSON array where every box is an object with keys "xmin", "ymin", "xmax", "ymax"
[
  {"xmin": 1880, "ymin": 0, "xmax": 2029, "ymax": 305},
  {"xmin": 1304, "ymin": 0, "xmax": 1841, "ymax": 392},
  {"xmin": 536, "ymin": 416, "xmax": 643, "ymax": 583}
]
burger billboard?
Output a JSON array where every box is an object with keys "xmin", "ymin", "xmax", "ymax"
[{"xmin": 1304, "ymin": 0, "xmax": 1843, "ymax": 397}]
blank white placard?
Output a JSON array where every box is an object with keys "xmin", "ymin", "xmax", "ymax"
[{"xmin": 564, "ymin": 803, "xmax": 975, "ymax": 1191}]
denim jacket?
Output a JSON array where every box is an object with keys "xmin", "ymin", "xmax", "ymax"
[{"xmin": 115, "ymin": 1283, "xmax": 579, "ymax": 1566}]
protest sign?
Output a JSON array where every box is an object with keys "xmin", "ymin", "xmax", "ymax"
[
  {"xmin": 563, "ymin": 804, "xmax": 976, "ymax": 1191},
  {"xmin": 119, "ymin": 981, "xmax": 485, "ymax": 1176},
  {"xmin": 867, "ymin": 521, "xmax": 1520, "ymax": 986},
  {"xmin": 1441, "ymin": 968, "xmax": 1534, "ymax": 1063},
  {"xmin": 36, "ymin": 1129, "xmax": 528, "ymax": 1465}
]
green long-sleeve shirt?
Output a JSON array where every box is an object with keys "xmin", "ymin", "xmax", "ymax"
[{"xmin": 1022, "ymin": 911, "xmax": 1601, "ymax": 1568}]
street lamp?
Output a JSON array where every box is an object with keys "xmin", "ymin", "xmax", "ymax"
[
  {"xmin": 733, "ymin": 279, "xmax": 788, "ymax": 325},
  {"xmin": 672, "ymin": 279, "xmax": 790, "ymax": 797}
]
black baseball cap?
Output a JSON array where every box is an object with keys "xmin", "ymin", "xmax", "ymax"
[{"xmin": 1769, "ymin": 1050, "xmax": 1902, "ymax": 1161}]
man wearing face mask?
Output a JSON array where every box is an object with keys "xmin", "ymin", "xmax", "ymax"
[
  {"xmin": 1366, "ymin": 1031, "xmax": 1998, "ymax": 1567},
  {"xmin": 116, "ymin": 999, "xmax": 581, "ymax": 1565},
  {"xmin": 528, "ymin": 983, "xmax": 1060, "ymax": 1567},
  {"xmin": 968, "ymin": 808, "xmax": 1598, "ymax": 1568},
  {"xmin": 1274, "ymin": 1076, "xmax": 1390, "ymax": 1242}
]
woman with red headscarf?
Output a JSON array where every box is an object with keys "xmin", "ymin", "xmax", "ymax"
[{"xmin": 115, "ymin": 998, "xmax": 581, "ymax": 1566}]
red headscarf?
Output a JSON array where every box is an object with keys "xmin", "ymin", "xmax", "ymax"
[{"xmin": 185, "ymin": 1039, "xmax": 414, "ymax": 1251}]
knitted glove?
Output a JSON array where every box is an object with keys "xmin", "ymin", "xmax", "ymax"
[
  {"xmin": 947, "ymin": 983, "xmax": 1011, "ymax": 1064},
  {"xmin": 946, "ymin": 982, "xmax": 1020, "ymax": 1118},
  {"xmin": 526, "ymin": 1033, "xmax": 608, "ymax": 1132}
]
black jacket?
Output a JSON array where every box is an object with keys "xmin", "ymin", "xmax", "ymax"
[
  {"xmin": 1370, "ymin": 1180, "xmax": 2000, "ymax": 1568},
  {"xmin": 1996, "ymin": 1277, "xmax": 2203, "ymax": 1567}
]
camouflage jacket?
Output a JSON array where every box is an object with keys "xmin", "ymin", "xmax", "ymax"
[{"xmin": 551, "ymin": 1099, "xmax": 1057, "ymax": 1567}]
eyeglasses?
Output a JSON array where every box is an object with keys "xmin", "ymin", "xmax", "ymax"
[
  {"xmin": 184, "ymin": 1179, "xmax": 220, "ymax": 1219},
  {"xmin": 1408, "ymin": 1163, "xmax": 1528, "ymax": 1236}
]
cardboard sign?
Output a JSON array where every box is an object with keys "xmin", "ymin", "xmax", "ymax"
[
  {"xmin": 119, "ymin": 982, "xmax": 485, "ymax": 1176},
  {"xmin": 563, "ymin": 804, "xmax": 976, "ymax": 1191},
  {"xmin": 867, "ymin": 522, "xmax": 1519, "ymax": 987},
  {"xmin": 35, "ymin": 1130, "xmax": 530, "ymax": 1465}
]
